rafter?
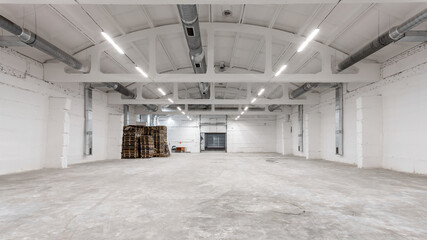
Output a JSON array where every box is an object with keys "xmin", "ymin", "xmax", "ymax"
[{"xmin": 138, "ymin": 5, "xmax": 178, "ymax": 71}]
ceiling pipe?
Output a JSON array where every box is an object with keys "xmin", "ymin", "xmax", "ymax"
[
  {"xmin": 100, "ymin": 83, "xmax": 158, "ymax": 112},
  {"xmin": 290, "ymin": 8, "xmax": 427, "ymax": 99},
  {"xmin": 336, "ymin": 8, "xmax": 427, "ymax": 72},
  {"xmin": 177, "ymin": 4, "xmax": 210, "ymax": 99},
  {"xmin": 0, "ymin": 15, "xmax": 88, "ymax": 72}
]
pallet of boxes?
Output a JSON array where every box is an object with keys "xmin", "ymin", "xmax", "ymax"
[{"xmin": 121, "ymin": 126, "xmax": 170, "ymax": 159}]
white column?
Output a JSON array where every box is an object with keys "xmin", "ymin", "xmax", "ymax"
[
  {"xmin": 356, "ymin": 96, "xmax": 383, "ymax": 168},
  {"xmin": 305, "ymin": 111, "xmax": 321, "ymax": 159},
  {"xmin": 107, "ymin": 113, "xmax": 124, "ymax": 160},
  {"xmin": 45, "ymin": 97, "xmax": 71, "ymax": 168}
]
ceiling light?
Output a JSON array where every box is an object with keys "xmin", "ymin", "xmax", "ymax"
[
  {"xmin": 177, "ymin": 107, "xmax": 182, "ymax": 111},
  {"xmin": 274, "ymin": 65, "xmax": 287, "ymax": 77},
  {"xmin": 251, "ymin": 98, "xmax": 257, "ymax": 104},
  {"xmin": 101, "ymin": 32, "xmax": 125, "ymax": 54},
  {"xmin": 244, "ymin": 106, "xmax": 248, "ymax": 111},
  {"xmin": 168, "ymin": 98, "xmax": 174, "ymax": 103},
  {"xmin": 158, "ymin": 88, "xmax": 166, "ymax": 96},
  {"xmin": 241, "ymin": 111, "xmax": 245, "ymax": 115},
  {"xmin": 257, "ymin": 88, "xmax": 265, "ymax": 96},
  {"xmin": 297, "ymin": 28, "xmax": 319, "ymax": 52},
  {"xmin": 135, "ymin": 66, "xmax": 148, "ymax": 78},
  {"xmin": 181, "ymin": 111, "xmax": 185, "ymax": 115}
]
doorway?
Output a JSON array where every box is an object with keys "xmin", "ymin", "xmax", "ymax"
[{"xmin": 204, "ymin": 133, "xmax": 226, "ymax": 151}]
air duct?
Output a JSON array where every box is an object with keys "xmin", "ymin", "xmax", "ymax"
[
  {"xmin": 336, "ymin": 8, "xmax": 427, "ymax": 72},
  {"xmin": 290, "ymin": 8, "xmax": 427, "ymax": 98},
  {"xmin": 0, "ymin": 15, "xmax": 87, "ymax": 72},
  {"xmin": 103, "ymin": 82, "xmax": 136, "ymax": 98},
  {"xmin": 177, "ymin": 5, "xmax": 210, "ymax": 99}
]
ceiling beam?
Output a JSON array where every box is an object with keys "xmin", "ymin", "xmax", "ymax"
[
  {"xmin": 1, "ymin": 0, "xmax": 419, "ymax": 4},
  {"xmin": 138, "ymin": 5, "xmax": 178, "ymax": 71}
]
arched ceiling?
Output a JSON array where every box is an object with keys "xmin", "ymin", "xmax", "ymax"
[{"xmin": 0, "ymin": 2, "xmax": 426, "ymax": 99}]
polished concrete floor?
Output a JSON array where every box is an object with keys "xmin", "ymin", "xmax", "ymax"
[{"xmin": 1, "ymin": 153, "xmax": 427, "ymax": 239}]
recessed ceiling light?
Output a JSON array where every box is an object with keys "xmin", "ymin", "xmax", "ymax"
[
  {"xmin": 158, "ymin": 88, "xmax": 166, "ymax": 96},
  {"xmin": 297, "ymin": 28, "xmax": 319, "ymax": 52},
  {"xmin": 135, "ymin": 66, "xmax": 148, "ymax": 78},
  {"xmin": 274, "ymin": 65, "xmax": 287, "ymax": 77},
  {"xmin": 101, "ymin": 32, "xmax": 125, "ymax": 54}
]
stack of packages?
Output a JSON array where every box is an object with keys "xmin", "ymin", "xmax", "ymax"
[
  {"xmin": 121, "ymin": 125, "xmax": 170, "ymax": 159},
  {"xmin": 121, "ymin": 126, "xmax": 142, "ymax": 158}
]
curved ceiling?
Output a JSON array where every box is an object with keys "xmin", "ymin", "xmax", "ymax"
[{"xmin": 0, "ymin": 3, "xmax": 426, "ymax": 99}]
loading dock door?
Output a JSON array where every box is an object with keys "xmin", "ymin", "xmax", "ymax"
[{"xmin": 205, "ymin": 133, "xmax": 226, "ymax": 151}]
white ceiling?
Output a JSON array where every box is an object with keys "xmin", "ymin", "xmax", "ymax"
[{"xmin": 0, "ymin": 3, "xmax": 426, "ymax": 100}]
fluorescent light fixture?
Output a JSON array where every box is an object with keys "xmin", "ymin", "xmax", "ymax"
[
  {"xmin": 181, "ymin": 111, "xmax": 185, "ymax": 115},
  {"xmin": 257, "ymin": 88, "xmax": 265, "ymax": 96},
  {"xmin": 101, "ymin": 32, "xmax": 125, "ymax": 54},
  {"xmin": 187, "ymin": 116, "xmax": 190, "ymax": 119},
  {"xmin": 274, "ymin": 65, "xmax": 287, "ymax": 77},
  {"xmin": 158, "ymin": 88, "xmax": 166, "ymax": 96},
  {"xmin": 297, "ymin": 28, "xmax": 319, "ymax": 52},
  {"xmin": 251, "ymin": 98, "xmax": 257, "ymax": 104},
  {"xmin": 235, "ymin": 117, "xmax": 238, "ymax": 120},
  {"xmin": 167, "ymin": 98, "xmax": 174, "ymax": 103},
  {"xmin": 177, "ymin": 107, "xmax": 182, "ymax": 111},
  {"xmin": 135, "ymin": 66, "xmax": 148, "ymax": 78},
  {"xmin": 244, "ymin": 106, "xmax": 248, "ymax": 111},
  {"xmin": 241, "ymin": 111, "xmax": 245, "ymax": 115}
]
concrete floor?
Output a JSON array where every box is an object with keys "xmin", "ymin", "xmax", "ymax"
[{"xmin": 1, "ymin": 153, "xmax": 427, "ymax": 239}]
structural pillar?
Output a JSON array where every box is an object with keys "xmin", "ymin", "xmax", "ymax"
[
  {"xmin": 356, "ymin": 95, "xmax": 383, "ymax": 168},
  {"xmin": 305, "ymin": 111, "xmax": 321, "ymax": 159},
  {"xmin": 45, "ymin": 97, "xmax": 71, "ymax": 168}
]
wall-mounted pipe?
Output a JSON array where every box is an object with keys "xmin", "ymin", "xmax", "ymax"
[
  {"xmin": 0, "ymin": 15, "xmax": 87, "ymax": 72},
  {"xmin": 177, "ymin": 4, "xmax": 210, "ymax": 99},
  {"xmin": 289, "ymin": 8, "xmax": 427, "ymax": 99},
  {"xmin": 84, "ymin": 84, "xmax": 93, "ymax": 155},
  {"xmin": 336, "ymin": 8, "xmax": 427, "ymax": 72}
]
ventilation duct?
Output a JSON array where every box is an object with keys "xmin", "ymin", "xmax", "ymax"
[
  {"xmin": 336, "ymin": 8, "xmax": 427, "ymax": 72},
  {"xmin": 290, "ymin": 8, "xmax": 427, "ymax": 98},
  {"xmin": 290, "ymin": 83, "xmax": 338, "ymax": 99},
  {"xmin": 103, "ymin": 82, "xmax": 135, "ymax": 98},
  {"xmin": 177, "ymin": 5, "xmax": 210, "ymax": 99},
  {"xmin": 0, "ymin": 15, "xmax": 87, "ymax": 72}
]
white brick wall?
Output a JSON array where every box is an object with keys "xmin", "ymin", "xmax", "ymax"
[
  {"xmin": 286, "ymin": 42, "xmax": 427, "ymax": 174},
  {"xmin": 0, "ymin": 49, "xmax": 123, "ymax": 175}
]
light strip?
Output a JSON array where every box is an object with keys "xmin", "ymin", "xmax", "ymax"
[
  {"xmin": 251, "ymin": 98, "xmax": 257, "ymax": 104},
  {"xmin": 177, "ymin": 107, "xmax": 182, "ymax": 111},
  {"xmin": 297, "ymin": 28, "xmax": 319, "ymax": 52},
  {"xmin": 244, "ymin": 106, "xmax": 248, "ymax": 111},
  {"xmin": 135, "ymin": 66, "xmax": 148, "ymax": 78},
  {"xmin": 274, "ymin": 65, "xmax": 287, "ymax": 77},
  {"xmin": 101, "ymin": 32, "xmax": 125, "ymax": 54},
  {"xmin": 158, "ymin": 88, "xmax": 166, "ymax": 96},
  {"xmin": 181, "ymin": 111, "xmax": 185, "ymax": 115},
  {"xmin": 257, "ymin": 88, "xmax": 265, "ymax": 96},
  {"xmin": 241, "ymin": 111, "xmax": 245, "ymax": 115},
  {"xmin": 167, "ymin": 98, "xmax": 174, "ymax": 103}
]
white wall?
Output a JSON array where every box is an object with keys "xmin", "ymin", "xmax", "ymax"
[
  {"xmin": 0, "ymin": 49, "xmax": 123, "ymax": 175},
  {"xmin": 286, "ymin": 43, "xmax": 427, "ymax": 174},
  {"xmin": 158, "ymin": 115, "xmax": 200, "ymax": 153},
  {"xmin": 227, "ymin": 116, "xmax": 276, "ymax": 153}
]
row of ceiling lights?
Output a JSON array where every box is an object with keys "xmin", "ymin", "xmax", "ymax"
[
  {"xmin": 235, "ymin": 28, "xmax": 319, "ymax": 121},
  {"xmin": 101, "ymin": 27, "xmax": 318, "ymax": 121},
  {"xmin": 102, "ymin": 31, "xmax": 171, "ymax": 101}
]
